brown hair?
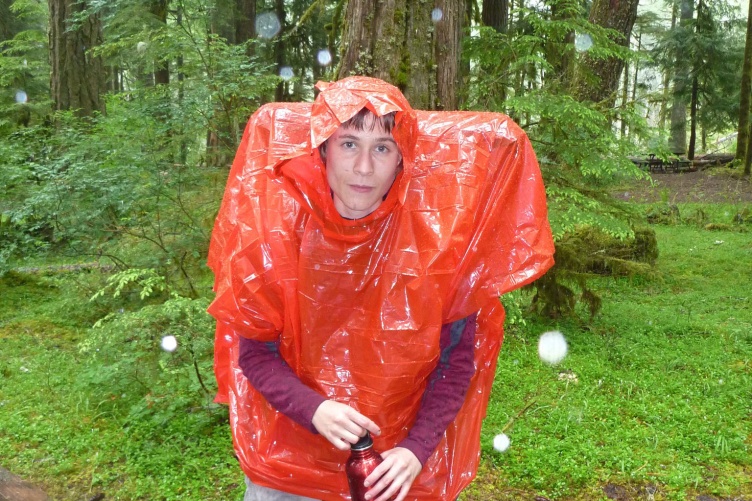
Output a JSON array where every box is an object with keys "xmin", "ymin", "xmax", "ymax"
[
  {"xmin": 342, "ymin": 108, "xmax": 396, "ymax": 133},
  {"xmin": 319, "ymin": 109, "xmax": 396, "ymax": 162}
]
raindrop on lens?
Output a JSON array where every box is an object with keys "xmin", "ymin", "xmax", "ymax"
[
  {"xmin": 15, "ymin": 90, "xmax": 27, "ymax": 104},
  {"xmin": 279, "ymin": 66, "xmax": 294, "ymax": 81},
  {"xmin": 256, "ymin": 12, "xmax": 281, "ymax": 39},
  {"xmin": 317, "ymin": 49, "xmax": 332, "ymax": 66},
  {"xmin": 161, "ymin": 335, "xmax": 178, "ymax": 352},
  {"xmin": 431, "ymin": 8, "xmax": 443, "ymax": 22},
  {"xmin": 574, "ymin": 33, "xmax": 593, "ymax": 52}
]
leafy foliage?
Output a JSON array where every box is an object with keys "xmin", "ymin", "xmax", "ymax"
[
  {"xmin": 82, "ymin": 289, "xmax": 217, "ymax": 425},
  {"xmin": 649, "ymin": 0, "xmax": 746, "ymax": 139},
  {"xmin": 465, "ymin": 15, "xmax": 654, "ymax": 317},
  {"xmin": 0, "ymin": 0, "xmax": 49, "ymax": 133}
]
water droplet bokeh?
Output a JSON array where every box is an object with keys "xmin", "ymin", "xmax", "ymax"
[
  {"xmin": 256, "ymin": 12, "xmax": 281, "ymax": 39},
  {"xmin": 574, "ymin": 33, "xmax": 593, "ymax": 52},
  {"xmin": 317, "ymin": 49, "xmax": 332, "ymax": 66},
  {"xmin": 279, "ymin": 66, "xmax": 294, "ymax": 80}
]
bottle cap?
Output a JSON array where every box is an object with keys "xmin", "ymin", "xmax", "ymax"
[{"xmin": 351, "ymin": 432, "xmax": 373, "ymax": 451}]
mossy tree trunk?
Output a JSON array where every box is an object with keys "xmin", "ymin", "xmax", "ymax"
[
  {"xmin": 48, "ymin": 0, "xmax": 106, "ymax": 116},
  {"xmin": 736, "ymin": 0, "xmax": 752, "ymax": 166},
  {"xmin": 570, "ymin": 0, "xmax": 639, "ymax": 105},
  {"xmin": 337, "ymin": 0, "xmax": 465, "ymax": 111}
]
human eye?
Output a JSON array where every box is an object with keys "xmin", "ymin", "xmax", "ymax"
[
  {"xmin": 341, "ymin": 141, "xmax": 356, "ymax": 149},
  {"xmin": 375, "ymin": 144, "xmax": 391, "ymax": 154}
]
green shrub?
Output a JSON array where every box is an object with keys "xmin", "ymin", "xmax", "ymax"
[{"xmin": 80, "ymin": 291, "xmax": 217, "ymax": 427}]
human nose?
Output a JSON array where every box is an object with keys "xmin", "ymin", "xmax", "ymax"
[{"xmin": 352, "ymin": 151, "xmax": 374, "ymax": 176}]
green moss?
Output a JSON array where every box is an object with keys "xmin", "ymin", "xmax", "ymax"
[{"xmin": 530, "ymin": 226, "xmax": 659, "ymax": 318}]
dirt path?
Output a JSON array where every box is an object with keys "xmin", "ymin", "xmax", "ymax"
[{"xmin": 0, "ymin": 466, "xmax": 49, "ymax": 501}]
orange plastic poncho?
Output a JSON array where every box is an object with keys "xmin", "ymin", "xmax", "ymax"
[{"xmin": 207, "ymin": 76, "xmax": 554, "ymax": 500}]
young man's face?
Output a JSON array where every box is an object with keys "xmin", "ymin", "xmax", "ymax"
[{"xmin": 324, "ymin": 114, "xmax": 402, "ymax": 220}]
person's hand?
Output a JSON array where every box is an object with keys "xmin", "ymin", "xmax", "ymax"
[
  {"xmin": 311, "ymin": 400, "xmax": 381, "ymax": 450},
  {"xmin": 363, "ymin": 447, "xmax": 422, "ymax": 501}
]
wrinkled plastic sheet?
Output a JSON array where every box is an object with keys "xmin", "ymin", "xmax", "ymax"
[{"xmin": 207, "ymin": 77, "xmax": 554, "ymax": 500}]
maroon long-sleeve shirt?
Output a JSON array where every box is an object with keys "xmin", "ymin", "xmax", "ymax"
[{"xmin": 238, "ymin": 313, "xmax": 477, "ymax": 465}]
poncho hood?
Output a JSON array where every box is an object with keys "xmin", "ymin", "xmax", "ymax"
[{"xmin": 269, "ymin": 76, "xmax": 419, "ymax": 242}]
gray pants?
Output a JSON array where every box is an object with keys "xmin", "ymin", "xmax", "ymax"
[{"xmin": 243, "ymin": 476, "xmax": 320, "ymax": 501}]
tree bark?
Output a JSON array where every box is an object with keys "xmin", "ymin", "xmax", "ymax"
[
  {"xmin": 48, "ymin": 0, "xmax": 106, "ymax": 116},
  {"xmin": 1, "ymin": 0, "xmax": 22, "ymax": 41},
  {"xmin": 235, "ymin": 0, "xmax": 256, "ymax": 46},
  {"xmin": 736, "ymin": 0, "xmax": 752, "ymax": 162},
  {"xmin": 669, "ymin": 0, "xmax": 693, "ymax": 156},
  {"xmin": 621, "ymin": 56, "xmax": 628, "ymax": 137},
  {"xmin": 571, "ymin": 0, "xmax": 640, "ymax": 104},
  {"xmin": 151, "ymin": 0, "xmax": 170, "ymax": 85},
  {"xmin": 659, "ymin": 4, "xmax": 677, "ymax": 131},
  {"xmin": 688, "ymin": 75, "xmax": 698, "ymax": 159},
  {"xmin": 338, "ymin": 0, "xmax": 464, "ymax": 110},
  {"xmin": 482, "ymin": 0, "xmax": 508, "ymax": 33},
  {"xmin": 274, "ymin": 0, "xmax": 287, "ymax": 102},
  {"xmin": 745, "ymin": 121, "xmax": 752, "ymax": 175},
  {"xmin": 544, "ymin": 0, "xmax": 576, "ymax": 90},
  {"xmin": 435, "ymin": 0, "xmax": 464, "ymax": 109}
]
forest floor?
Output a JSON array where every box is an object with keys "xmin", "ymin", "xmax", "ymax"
[{"xmin": 615, "ymin": 165, "xmax": 752, "ymax": 204}]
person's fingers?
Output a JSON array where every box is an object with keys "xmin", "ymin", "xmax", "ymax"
[
  {"xmin": 364, "ymin": 458, "xmax": 401, "ymax": 501},
  {"xmin": 369, "ymin": 469, "xmax": 405, "ymax": 501},
  {"xmin": 393, "ymin": 482, "xmax": 413, "ymax": 501},
  {"xmin": 364, "ymin": 448, "xmax": 421, "ymax": 500},
  {"xmin": 344, "ymin": 407, "xmax": 381, "ymax": 437},
  {"xmin": 334, "ymin": 436, "xmax": 351, "ymax": 451}
]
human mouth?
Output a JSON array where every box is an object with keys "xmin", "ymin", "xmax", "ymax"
[{"xmin": 349, "ymin": 185, "xmax": 374, "ymax": 193}]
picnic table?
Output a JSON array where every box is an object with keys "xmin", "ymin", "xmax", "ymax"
[{"xmin": 631, "ymin": 154, "xmax": 694, "ymax": 173}]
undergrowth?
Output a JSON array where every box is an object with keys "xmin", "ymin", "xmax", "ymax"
[
  {"xmin": 1, "ymin": 213, "xmax": 750, "ymax": 500},
  {"xmin": 472, "ymin": 223, "xmax": 752, "ymax": 500}
]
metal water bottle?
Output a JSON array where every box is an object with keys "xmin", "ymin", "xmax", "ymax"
[{"xmin": 346, "ymin": 432, "xmax": 383, "ymax": 501}]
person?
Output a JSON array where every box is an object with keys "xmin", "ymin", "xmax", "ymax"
[{"xmin": 207, "ymin": 76, "xmax": 554, "ymax": 501}]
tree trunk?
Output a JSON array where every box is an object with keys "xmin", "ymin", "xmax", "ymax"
[
  {"xmin": 482, "ymin": 0, "xmax": 508, "ymax": 33},
  {"xmin": 544, "ymin": 0, "xmax": 575, "ymax": 90},
  {"xmin": 659, "ymin": 4, "xmax": 677, "ymax": 131},
  {"xmin": 745, "ymin": 121, "xmax": 752, "ymax": 175},
  {"xmin": 630, "ymin": 28, "xmax": 641, "ymax": 103},
  {"xmin": 571, "ymin": 0, "xmax": 640, "ymax": 104},
  {"xmin": 151, "ymin": 0, "xmax": 170, "ymax": 85},
  {"xmin": 1, "ymin": 0, "xmax": 22, "ymax": 41},
  {"xmin": 435, "ymin": 0, "xmax": 464, "ymax": 109},
  {"xmin": 177, "ymin": 4, "xmax": 187, "ymax": 165},
  {"xmin": 621, "ymin": 57, "xmax": 629, "ymax": 137},
  {"xmin": 688, "ymin": 75, "xmax": 698, "ymax": 159},
  {"xmin": 235, "ymin": 0, "xmax": 256, "ymax": 50},
  {"xmin": 669, "ymin": 0, "xmax": 693, "ymax": 156},
  {"xmin": 736, "ymin": 0, "xmax": 752, "ymax": 162},
  {"xmin": 338, "ymin": 0, "xmax": 464, "ymax": 110},
  {"xmin": 48, "ymin": 0, "xmax": 106, "ymax": 116}
]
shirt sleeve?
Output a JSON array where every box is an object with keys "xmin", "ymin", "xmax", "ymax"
[
  {"xmin": 396, "ymin": 312, "xmax": 477, "ymax": 465},
  {"xmin": 237, "ymin": 336, "xmax": 326, "ymax": 434}
]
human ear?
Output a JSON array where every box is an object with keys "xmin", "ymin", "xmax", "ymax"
[{"xmin": 319, "ymin": 142, "xmax": 328, "ymax": 164}]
